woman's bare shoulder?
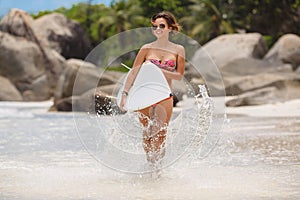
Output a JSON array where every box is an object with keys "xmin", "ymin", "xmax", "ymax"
[
  {"xmin": 141, "ymin": 43, "xmax": 153, "ymax": 49},
  {"xmin": 170, "ymin": 43, "xmax": 184, "ymax": 57},
  {"xmin": 169, "ymin": 42, "xmax": 184, "ymax": 51},
  {"xmin": 175, "ymin": 43, "xmax": 185, "ymax": 51}
]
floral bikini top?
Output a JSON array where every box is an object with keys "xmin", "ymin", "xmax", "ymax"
[{"xmin": 148, "ymin": 58, "xmax": 176, "ymax": 72}]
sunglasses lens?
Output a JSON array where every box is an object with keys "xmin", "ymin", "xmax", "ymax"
[
  {"xmin": 159, "ymin": 24, "xmax": 166, "ymax": 29},
  {"xmin": 152, "ymin": 25, "xmax": 157, "ymax": 30},
  {"xmin": 151, "ymin": 24, "xmax": 166, "ymax": 30}
]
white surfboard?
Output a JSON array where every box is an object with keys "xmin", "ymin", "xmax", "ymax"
[{"xmin": 117, "ymin": 62, "xmax": 171, "ymax": 112}]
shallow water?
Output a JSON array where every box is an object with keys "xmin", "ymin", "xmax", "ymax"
[{"xmin": 0, "ymin": 101, "xmax": 299, "ymax": 199}]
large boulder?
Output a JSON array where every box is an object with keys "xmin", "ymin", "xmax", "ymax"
[
  {"xmin": 0, "ymin": 32, "xmax": 43, "ymax": 82},
  {"xmin": 226, "ymin": 69, "xmax": 300, "ymax": 106},
  {"xmin": 0, "ymin": 9, "xmax": 35, "ymax": 41},
  {"xmin": 220, "ymin": 57, "xmax": 293, "ymax": 95},
  {"xmin": 75, "ymin": 88, "xmax": 115, "ymax": 114},
  {"xmin": 55, "ymin": 60, "xmax": 100, "ymax": 100},
  {"xmin": 0, "ymin": 9, "xmax": 91, "ymax": 60},
  {"xmin": 193, "ymin": 33, "xmax": 268, "ymax": 69},
  {"xmin": 221, "ymin": 58, "xmax": 292, "ymax": 77},
  {"xmin": 0, "ymin": 76, "xmax": 23, "ymax": 101},
  {"xmin": 55, "ymin": 59, "xmax": 122, "ymax": 101},
  {"xmin": 225, "ymin": 71, "xmax": 300, "ymax": 96},
  {"xmin": 32, "ymin": 13, "xmax": 91, "ymax": 59},
  {"xmin": 0, "ymin": 9, "xmax": 70, "ymax": 101},
  {"xmin": 0, "ymin": 31, "xmax": 67, "ymax": 100},
  {"xmin": 189, "ymin": 33, "xmax": 269, "ymax": 97},
  {"xmin": 226, "ymin": 87, "xmax": 279, "ymax": 106},
  {"xmin": 51, "ymin": 87, "xmax": 117, "ymax": 115},
  {"xmin": 0, "ymin": 9, "xmax": 49, "ymax": 64},
  {"xmin": 264, "ymin": 34, "xmax": 300, "ymax": 69},
  {"xmin": 226, "ymin": 79, "xmax": 300, "ymax": 106}
]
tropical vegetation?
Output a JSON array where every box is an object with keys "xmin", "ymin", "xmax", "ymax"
[{"xmin": 30, "ymin": 0, "xmax": 300, "ymax": 47}]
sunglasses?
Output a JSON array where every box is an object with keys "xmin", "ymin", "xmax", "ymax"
[{"xmin": 151, "ymin": 23, "xmax": 166, "ymax": 30}]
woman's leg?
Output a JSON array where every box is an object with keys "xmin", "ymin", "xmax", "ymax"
[
  {"xmin": 150, "ymin": 97, "xmax": 173, "ymax": 162},
  {"xmin": 138, "ymin": 97, "xmax": 173, "ymax": 163},
  {"xmin": 138, "ymin": 107, "xmax": 153, "ymax": 162}
]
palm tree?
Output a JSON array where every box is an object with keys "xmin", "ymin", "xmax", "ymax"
[
  {"xmin": 180, "ymin": 0, "xmax": 235, "ymax": 44},
  {"xmin": 97, "ymin": 0, "xmax": 147, "ymax": 40},
  {"xmin": 97, "ymin": 0, "xmax": 148, "ymax": 67}
]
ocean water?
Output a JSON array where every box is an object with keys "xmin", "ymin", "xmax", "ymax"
[{"xmin": 0, "ymin": 99, "xmax": 299, "ymax": 199}]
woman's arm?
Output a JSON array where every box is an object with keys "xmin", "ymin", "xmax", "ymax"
[
  {"xmin": 123, "ymin": 45, "xmax": 148, "ymax": 92},
  {"xmin": 119, "ymin": 45, "xmax": 148, "ymax": 111},
  {"xmin": 161, "ymin": 45, "xmax": 185, "ymax": 80}
]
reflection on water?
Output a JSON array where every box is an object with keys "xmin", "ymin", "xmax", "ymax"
[{"xmin": 0, "ymin": 101, "xmax": 299, "ymax": 199}]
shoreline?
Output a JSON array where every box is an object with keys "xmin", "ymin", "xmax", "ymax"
[
  {"xmin": 175, "ymin": 97, "xmax": 300, "ymax": 118},
  {"xmin": 1, "ymin": 98, "xmax": 300, "ymax": 118},
  {"xmin": 225, "ymin": 98, "xmax": 300, "ymax": 118}
]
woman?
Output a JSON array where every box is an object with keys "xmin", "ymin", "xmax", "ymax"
[{"xmin": 120, "ymin": 11, "xmax": 185, "ymax": 166}]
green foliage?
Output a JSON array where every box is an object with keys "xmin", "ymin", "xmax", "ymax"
[
  {"xmin": 30, "ymin": 0, "xmax": 300, "ymax": 47},
  {"xmin": 228, "ymin": 0, "xmax": 300, "ymax": 44},
  {"xmin": 139, "ymin": 0, "xmax": 183, "ymax": 18},
  {"xmin": 263, "ymin": 35, "xmax": 274, "ymax": 48},
  {"xmin": 32, "ymin": 10, "xmax": 54, "ymax": 19},
  {"xmin": 108, "ymin": 59, "xmax": 133, "ymax": 72},
  {"xmin": 180, "ymin": 0, "xmax": 235, "ymax": 43}
]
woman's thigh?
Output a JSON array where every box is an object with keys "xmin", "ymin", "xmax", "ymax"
[
  {"xmin": 153, "ymin": 97, "xmax": 173, "ymax": 124},
  {"xmin": 137, "ymin": 97, "xmax": 173, "ymax": 126}
]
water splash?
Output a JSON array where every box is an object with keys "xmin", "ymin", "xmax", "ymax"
[
  {"xmin": 174, "ymin": 84, "xmax": 214, "ymax": 164},
  {"xmin": 89, "ymin": 84, "xmax": 216, "ymax": 174}
]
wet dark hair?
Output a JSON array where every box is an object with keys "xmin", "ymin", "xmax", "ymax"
[{"xmin": 151, "ymin": 11, "xmax": 181, "ymax": 34}]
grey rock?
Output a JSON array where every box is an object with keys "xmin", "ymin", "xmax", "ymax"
[
  {"xmin": 264, "ymin": 34, "xmax": 300, "ymax": 69},
  {"xmin": 0, "ymin": 31, "xmax": 67, "ymax": 100},
  {"xmin": 32, "ymin": 13, "xmax": 91, "ymax": 59},
  {"xmin": 220, "ymin": 57, "xmax": 293, "ymax": 95},
  {"xmin": 0, "ymin": 76, "xmax": 23, "ymax": 101},
  {"xmin": 49, "ymin": 96, "xmax": 73, "ymax": 112},
  {"xmin": 55, "ymin": 59, "xmax": 121, "ymax": 102},
  {"xmin": 221, "ymin": 57, "xmax": 292, "ymax": 77},
  {"xmin": 1, "ymin": 9, "xmax": 92, "ymax": 60},
  {"xmin": 51, "ymin": 87, "xmax": 117, "ymax": 115},
  {"xmin": 0, "ymin": 32, "xmax": 44, "ymax": 82},
  {"xmin": 0, "ymin": 9, "xmax": 35, "ymax": 41},
  {"xmin": 226, "ymin": 77, "xmax": 300, "ymax": 106},
  {"xmin": 225, "ymin": 72, "xmax": 300, "ymax": 96},
  {"xmin": 226, "ymin": 87, "xmax": 279, "ymax": 106},
  {"xmin": 193, "ymin": 33, "xmax": 268, "ymax": 69},
  {"xmin": 22, "ymin": 75, "xmax": 51, "ymax": 101}
]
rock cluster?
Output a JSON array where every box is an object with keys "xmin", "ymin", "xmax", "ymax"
[
  {"xmin": 190, "ymin": 33, "xmax": 300, "ymax": 106},
  {"xmin": 0, "ymin": 9, "xmax": 94, "ymax": 108},
  {"xmin": 1, "ymin": 9, "xmax": 300, "ymax": 110}
]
